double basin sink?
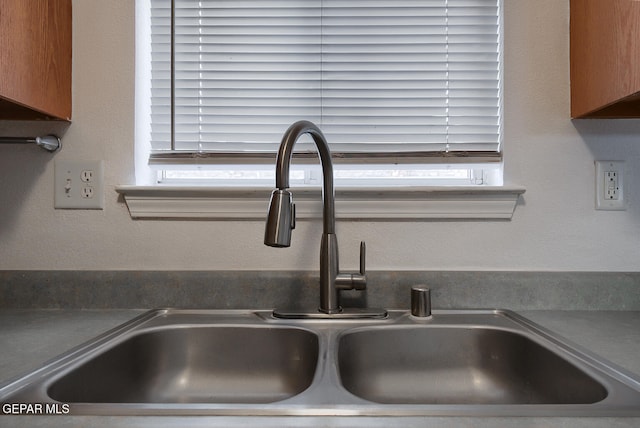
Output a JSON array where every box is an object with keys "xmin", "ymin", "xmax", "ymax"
[{"xmin": 2, "ymin": 309, "xmax": 640, "ymax": 416}]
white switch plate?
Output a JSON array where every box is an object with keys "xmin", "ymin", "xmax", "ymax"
[
  {"xmin": 595, "ymin": 160, "xmax": 625, "ymax": 211},
  {"xmin": 55, "ymin": 160, "xmax": 104, "ymax": 209}
]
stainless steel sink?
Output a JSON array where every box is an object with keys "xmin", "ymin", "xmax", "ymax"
[
  {"xmin": 338, "ymin": 327, "xmax": 607, "ymax": 405},
  {"xmin": 48, "ymin": 326, "xmax": 318, "ymax": 404},
  {"xmin": 2, "ymin": 309, "xmax": 640, "ymax": 416}
]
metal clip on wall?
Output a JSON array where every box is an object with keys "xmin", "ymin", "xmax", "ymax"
[{"xmin": 0, "ymin": 135, "xmax": 61, "ymax": 152}]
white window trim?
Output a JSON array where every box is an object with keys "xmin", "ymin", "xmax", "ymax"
[
  {"xmin": 116, "ymin": 185, "xmax": 525, "ymax": 220},
  {"xmin": 122, "ymin": 0, "xmax": 524, "ymax": 220}
]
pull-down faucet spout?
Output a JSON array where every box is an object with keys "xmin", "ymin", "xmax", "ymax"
[
  {"xmin": 264, "ymin": 120, "xmax": 335, "ymax": 247},
  {"xmin": 264, "ymin": 120, "xmax": 370, "ymax": 315}
]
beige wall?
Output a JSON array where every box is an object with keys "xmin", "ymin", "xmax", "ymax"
[{"xmin": 0, "ymin": 0, "xmax": 639, "ymax": 271}]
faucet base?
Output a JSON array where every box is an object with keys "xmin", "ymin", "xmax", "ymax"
[{"xmin": 272, "ymin": 307, "xmax": 388, "ymax": 320}]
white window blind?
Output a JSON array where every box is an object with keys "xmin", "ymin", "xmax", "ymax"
[{"xmin": 148, "ymin": 0, "xmax": 501, "ymax": 161}]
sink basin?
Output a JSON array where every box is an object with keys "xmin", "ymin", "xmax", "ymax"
[
  {"xmin": 48, "ymin": 326, "xmax": 318, "ymax": 404},
  {"xmin": 338, "ymin": 327, "xmax": 607, "ymax": 405},
  {"xmin": 2, "ymin": 309, "xmax": 640, "ymax": 417}
]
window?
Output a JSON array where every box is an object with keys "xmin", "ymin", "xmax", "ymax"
[{"xmin": 136, "ymin": 0, "xmax": 503, "ymax": 187}]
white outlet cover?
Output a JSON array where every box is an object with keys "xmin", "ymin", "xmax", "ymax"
[
  {"xmin": 595, "ymin": 160, "xmax": 625, "ymax": 211},
  {"xmin": 55, "ymin": 160, "xmax": 104, "ymax": 209}
]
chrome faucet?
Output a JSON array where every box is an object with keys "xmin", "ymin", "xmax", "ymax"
[{"xmin": 264, "ymin": 120, "xmax": 384, "ymax": 318}]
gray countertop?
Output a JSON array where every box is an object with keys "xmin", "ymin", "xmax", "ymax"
[{"xmin": 1, "ymin": 309, "xmax": 640, "ymax": 427}]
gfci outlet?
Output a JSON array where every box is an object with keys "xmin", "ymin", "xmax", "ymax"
[
  {"xmin": 595, "ymin": 161, "xmax": 625, "ymax": 211},
  {"xmin": 55, "ymin": 160, "xmax": 104, "ymax": 209}
]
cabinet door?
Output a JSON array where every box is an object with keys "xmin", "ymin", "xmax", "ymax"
[
  {"xmin": 0, "ymin": 0, "xmax": 72, "ymax": 120},
  {"xmin": 570, "ymin": 0, "xmax": 640, "ymax": 118}
]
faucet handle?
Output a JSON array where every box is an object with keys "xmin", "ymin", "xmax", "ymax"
[
  {"xmin": 335, "ymin": 241, "xmax": 367, "ymax": 291},
  {"xmin": 351, "ymin": 241, "xmax": 367, "ymax": 290},
  {"xmin": 359, "ymin": 241, "xmax": 366, "ymax": 276}
]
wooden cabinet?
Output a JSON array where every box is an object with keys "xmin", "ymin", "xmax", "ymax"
[
  {"xmin": 0, "ymin": 0, "xmax": 72, "ymax": 121},
  {"xmin": 570, "ymin": 0, "xmax": 640, "ymax": 118}
]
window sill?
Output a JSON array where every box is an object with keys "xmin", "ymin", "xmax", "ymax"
[{"xmin": 115, "ymin": 185, "xmax": 525, "ymax": 220}]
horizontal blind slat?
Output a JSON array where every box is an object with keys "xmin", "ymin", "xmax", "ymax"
[{"xmin": 149, "ymin": 0, "xmax": 501, "ymax": 154}]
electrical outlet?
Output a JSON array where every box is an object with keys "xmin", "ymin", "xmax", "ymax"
[
  {"xmin": 80, "ymin": 170, "xmax": 94, "ymax": 183},
  {"xmin": 595, "ymin": 161, "xmax": 625, "ymax": 211},
  {"xmin": 55, "ymin": 160, "xmax": 104, "ymax": 209},
  {"xmin": 81, "ymin": 186, "xmax": 95, "ymax": 199}
]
